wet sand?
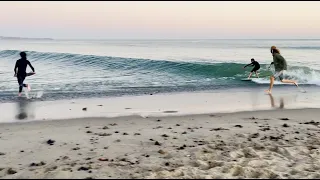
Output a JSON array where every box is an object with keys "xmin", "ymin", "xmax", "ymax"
[{"xmin": 1, "ymin": 108, "xmax": 320, "ymax": 179}]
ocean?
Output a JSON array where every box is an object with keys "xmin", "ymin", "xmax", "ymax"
[{"xmin": 0, "ymin": 39, "xmax": 320, "ymax": 103}]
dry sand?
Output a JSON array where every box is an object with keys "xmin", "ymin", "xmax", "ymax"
[{"xmin": 1, "ymin": 108, "xmax": 320, "ymax": 179}]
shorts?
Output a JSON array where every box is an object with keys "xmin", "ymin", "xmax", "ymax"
[
  {"xmin": 273, "ymin": 70, "xmax": 284, "ymax": 81},
  {"xmin": 251, "ymin": 66, "xmax": 260, "ymax": 72}
]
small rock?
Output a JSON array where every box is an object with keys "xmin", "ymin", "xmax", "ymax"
[
  {"xmin": 115, "ymin": 139, "xmax": 121, "ymax": 143},
  {"xmin": 234, "ymin": 125, "xmax": 243, "ymax": 128},
  {"xmin": 250, "ymin": 117, "xmax": 257, "ymax": 120},
  {"xmin": 72, "ymin": 147, "xmax": 80, "ymax": 151},
  {"xmin": 176, "ymin": 124, "xmax": 180, "ymax": 126},
  {"xmin": 30, "ymin": 161, "xmax": 46, "ymax": 167},
  {"xmin": 249, "ymin": 133, "xmax": 260, "ymax": 139},
  {"xmin": 158, "ymin": 150, "xmax": 166, "ymax": 154},
  {"xmin": 109, "ymin": 123, "xmax": 117, "ymax": 126},
  {"xmin": 282, "ymin": 124, "xmax": 290, "ymax": 128},
  {"xmin": 82, "ymin": 108, "xmax": 87, "ymax": 111},
  {"xmin": 0, "ymin": 152, "xmax": 5, "ymax": 156},
  {"xmin": 103, "ymin": 147, "xmax": 108, "ymax": 149},
  {"xmin": 20, "ymin": 150, "xmax": 24, "ymax": 153},
  {"xmin": 303, "ymin": 120, "xmax": 320, "ymax": 126},
  {"xmin": 98, "ymin": 105, "xmax": 103, "ymax": 106},
  {"xmin": 161, "ymin": 134, "xmax": 169, "ymax": 137},
  {"xmin": 46, "ymin": 139, "xmax": 55, "ymax": 145},
  {"xmin": 165, "ymin": 162, "xmax": 170, "ymax": 166},
  {"xmin": 134, "ymin": 133, "xmax": 141, "ymax": 136},
  {"xmin": 210, "ymin": 128, "xmax": 229, "ymax": 131},
  {"xmin": 62, "ymin": 156, "xmax": 69, "ymax": 160},
  {"xmin": 98, "ymin": 133, "xmax": 112, "ymax": 137},
  {"xmin": 280, "ymin": 118, "xmax": 289, "ymax": 121},
  {"xmin": 157, "ymin": 119, "xmax": 161, "ymax": 122},
  {"xmin": 78, "ymin": 166, "xmax": 90, "ymax": 171},
  {"xmin": 114, "ymin": 131, "xmax": 119, "ymax": 133},
  {"xmin": 7, "ymin": 168, "xmax": 17, "ymax": 175},
  {"xmin": 155, "ymin": 141, "xmax": 161, "ymax": 146},
  {"xmin": 145, "ymin": 155, "xmax": 150, "ymax": 157},
  {"xmin": 85, "ymin": 126, "xmax": 90, "ymax": 128},
  {"xmin": 182, "ymin": 131, "xmax": 187, "ymax": 134},
  {"xmin": 123, "ymin": 133, "xmax": 129, "ymax": 135},
  {"xmin": 86, "ymin": 131, "xmax": 92, "ymax": 134},
  {"xmin": 168, "ymin": 127, "xmax": 172, "ymax": 129},
  {"xmin": 98, "ymin": 158, "xmax": 109, "ymax": 161},
  {"xmin": 149, "ymin": 139, "xmax": 154, "ymax": 141},
  {"xmin": 102, "ymin": 126, "xmax": 109, "ymax": 130}
]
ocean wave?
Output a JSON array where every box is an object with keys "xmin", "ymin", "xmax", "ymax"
[{"xmin": 1, "ymin": 49, "xmax": 320, "ymax": 82}]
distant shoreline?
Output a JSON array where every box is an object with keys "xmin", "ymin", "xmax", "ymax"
[{"xmin": 0, "ymin": 36, "xmax": 53, "ymax": 41}]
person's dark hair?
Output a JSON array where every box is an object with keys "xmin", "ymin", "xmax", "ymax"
[
  {"xmin": 20, "ymin": 52, "xmax": 27, "ymax": 59},
  {"xmin": 251, "ymin": 58, "xmax": 255, "ymax": 62}
]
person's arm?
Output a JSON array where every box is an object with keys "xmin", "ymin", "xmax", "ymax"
[
  {"xmin": 244, "ymin": 62, "xmax": 253, "ymax": 68},
  {"xmin": 268, "ymin": 61, "xmax": 274, "ymax": 69},
  {"xmin": 27, "ymin": 60, "xmax": 35, "ymax": 72},
  {"xmin": 14, "ymin": 61, "xmax": 18, "ymax": 76}
]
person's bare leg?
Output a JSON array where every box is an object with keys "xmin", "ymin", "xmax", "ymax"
[
  {"xmin": 265, "ymin": 76, "xmax": 274, "ymax": 94},
  {"xmin": 248, "ymin": 72, "xmax": 252, "ymax": 79},
  {"xmin": 281, "ymin": 79, "xmax": 298, "ymax": 87},
  {"xmin": 255, "ymin": 71, "xmax": 259, "ymax": 78}
]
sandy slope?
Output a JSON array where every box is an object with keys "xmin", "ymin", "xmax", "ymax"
[{"xmin": 1, "ymin": 108, "xmax": 320, "ymax": 179}]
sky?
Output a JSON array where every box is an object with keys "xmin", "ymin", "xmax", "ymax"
[{"xmin": 0, "ymin": 1, "xmax": 320, "ymax": 39}]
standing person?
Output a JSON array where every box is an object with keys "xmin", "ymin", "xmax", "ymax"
[
  {"xmin": 14, "ymin": 52, "xmax": 35, "ymax": 96},
  {"xmin": 265, "ymin": 46, "xmax": 298, "ymax": 94},
  {"xmin": 243, "ymin": 58, "xmax": 260, "ymax": 79}
]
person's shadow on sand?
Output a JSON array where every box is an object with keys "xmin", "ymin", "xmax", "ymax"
[
  {"xmin": 15, "ymin": 98, "xmax": 35, "ymax": 120},
  {"xmin": 268, "ymin": 94, "xmax": 284, "ymax": 109}
]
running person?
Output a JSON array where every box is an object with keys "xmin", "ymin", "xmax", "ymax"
[
  {"xmin": 243, "ymin": 58, "xmax": 260, "ymax": 79},
  {"xmin": 265, "ymin": 46, "xmax": 298, "ymax": 94},
  {"xmin": 14, "ymin": 52, "xmax": 35, "ymax": 96}
]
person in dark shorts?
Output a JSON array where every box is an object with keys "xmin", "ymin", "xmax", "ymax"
[
  {"xmin": 243, "ymin": 58, "xmax": 260, "ymax": 79},
  {"xmin": 14, "ymin": 52, "xmax": 35, "ymax": 96}
]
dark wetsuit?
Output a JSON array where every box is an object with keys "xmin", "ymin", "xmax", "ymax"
[
  {"xmin": 14, "ymin": 58, "xmax": 35, "ymax": 93},
  {"xmin": 244, "ymin": 61, "xmax": 260, "ymax": 72}
]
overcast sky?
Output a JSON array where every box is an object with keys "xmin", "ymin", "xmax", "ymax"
[{"xmin": 0, "ymin": 1, "xmax": 320, "ymax": 39}]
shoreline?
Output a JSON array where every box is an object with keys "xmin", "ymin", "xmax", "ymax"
[
  {"xmin": 1, "ymin": 108, "xmax": 320, "ymax": 178},
  {"xmin": 1, "ymin": 89, "xmax": 320, "ymax": 124}
]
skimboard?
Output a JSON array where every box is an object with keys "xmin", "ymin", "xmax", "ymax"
[
  {"xmin": 241, "ymin": 78, "xmax": 259, "ymax": 81},
  {"xmin": 26, "ymin": 72, "xmax": 35, "ymax": 77}
]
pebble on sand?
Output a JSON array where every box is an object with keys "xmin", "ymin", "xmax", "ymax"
[
  {"xmin": 282, "ymin": 123, "xmax": 290, "ymax": 127},
  {"xmin": 234, "ymin": 125, "xmax": 243, "ymax": 128},
  {"xmin": 46, "ymin": 139, "xmax": 55, "ymax": 145},
  {"xmin": 154, "ymin": 141, "xmax": 161, "ymax": 146},
  {"xmin": 7, "ymin": 168, "xmax": 17, "ymax": 175}
]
